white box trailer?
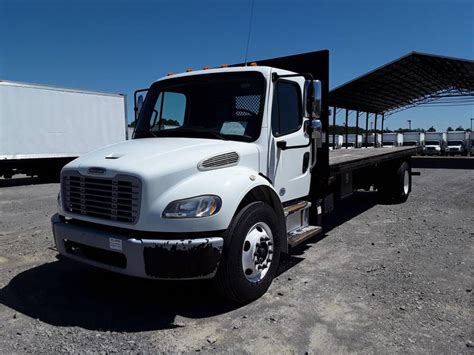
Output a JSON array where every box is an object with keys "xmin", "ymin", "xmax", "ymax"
[
  {"xmin": 424, "ymin": 132, "xmax": 447, "ymax": 155},
  {"xmin": 363, "ymin": 133, "xmax": 382, "ymax": 147},
  {"xmin": 329, "ymin": 134, "xmax": 343, "ymax": 149},
  {"xmin": 383, "ymin": 133, "xmax": 403, "ymax": 147},
  {"xmin": 343, "ymin": 134, "xmax": 363, "ymax": 148},
  {"xmin": 446, "ymin": 131, "xmax": 469, "ymax": 156},
  {"xmin": 0, "ymin": 80, "xmax": 127, "ymax": 178},
  {"xmin": 403, "ymin": 132, "xmax": 425, "ymax": 148}
]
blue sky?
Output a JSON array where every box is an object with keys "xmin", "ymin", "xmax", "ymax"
[{"xmin": 1, "ymin": 0, "xmax": 473, "ymax": 131}]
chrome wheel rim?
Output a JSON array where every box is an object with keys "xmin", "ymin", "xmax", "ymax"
[
  {"xmin": 241, "ymin": 222, "xmax": 274, "ymax": 283},
  {"xmin": 403, "ymin": 170, "xmax": 409, "ymax": 195}
]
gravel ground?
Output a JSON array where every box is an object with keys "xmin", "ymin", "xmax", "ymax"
[{"xmin": 0, "ymin": 169, "xmax": 473, "ymax": 353}]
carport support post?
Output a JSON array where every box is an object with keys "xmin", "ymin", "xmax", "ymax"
[
  {"xmin": 365, "ymin": 112, "xmax": 369, "ymax": 148},
  {"xmin": 374, "ymin": 113, "xmax": 378, "ymax": 148},
  {"xmin": 355, "ymin": 110, "xmax": 359, "ymax": 148},
  {"xmin": 345, "ymin": 109, "xmax": 349, "ymax": 149},
  {"xmin": 381, "ymin": 113, "xmax": 385, "ymax": 146},
  {"xmin": 332, "ymin": 107, "xmax": 337, "ymax": 149}
]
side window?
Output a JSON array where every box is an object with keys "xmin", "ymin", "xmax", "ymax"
[
  {"xmin": 271, "ymin": 81, "xmax": 302, "ymax": 136},
  {"xmin": 151, "ymin": 92, "xmax": 186, "ymax": 131}
]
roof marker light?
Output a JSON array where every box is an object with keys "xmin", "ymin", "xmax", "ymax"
[
  {"xmin": 167, "ymin": 72, "xmax": 174, "ymax": 76},
  {"xmin": 202, "ymin": 66, "xmax": 209, "ymax": 70},
  {"xmin": 186, "ymin": 68, "xmax": 193, "ymax": 72},
  {"xmin": 220, "ymin": 64, "xmax": 229, "ymax": 68},
  {"xmin": 249, "ymin": 62, "xmax": 257, "ymax": 66}
]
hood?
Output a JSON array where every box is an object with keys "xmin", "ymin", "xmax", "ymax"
[{"xmin": 63, "ymin": 137, "xmax": 260, "ymax": 179}]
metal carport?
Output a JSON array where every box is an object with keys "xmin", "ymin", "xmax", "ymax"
[{"xmin": 328, "ymin": 52, "xmax": 474, "ymax": 147}]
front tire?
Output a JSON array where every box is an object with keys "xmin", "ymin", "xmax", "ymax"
[{"xmin": 215, "ymin": 202, "xmax": 282, "ymax": 304}]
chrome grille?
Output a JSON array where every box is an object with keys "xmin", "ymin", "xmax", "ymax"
[
  {"xmin": 62, "ymin": 172, "xmax": 141, "ymax": 224},
  {"xmin": 198, "ymin": 152, "xmax": 239, "ymax": 170}
]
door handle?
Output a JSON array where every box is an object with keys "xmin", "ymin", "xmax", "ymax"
[
  {"xmin": 302, "ymin": 152, "xmax": 310, "ymax": 173},
  {"xmin": 276, "ymin": 141, "xmax": 287, "ymax": 150}
]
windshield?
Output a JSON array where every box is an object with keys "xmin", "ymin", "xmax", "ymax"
[
  {"xmin": 426, "ymin": 141, "xmax": 440, "ymax": 145},
  {"xmin": 134, "ymin": 72, "xmax": 266, "ymax": 142},
  {"xmin": 448, "ymin": 140, "xmax": 463, "ymax": 145},
  {"xmin": 403, "ymin": 141, "xmax": 417, "ymax": 146},
  {"xmin": 383, "ymin": 141, "xmax": 394, "ymax": 145}
]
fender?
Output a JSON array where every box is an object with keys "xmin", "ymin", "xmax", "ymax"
[{"xmin": 141, "ymin": 167, "xmax": 283, "ymax": 233}]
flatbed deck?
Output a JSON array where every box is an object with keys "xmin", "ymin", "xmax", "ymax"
[{"xmin": 329, "ymin": 147, "xmax": 416, "ymax": 175}]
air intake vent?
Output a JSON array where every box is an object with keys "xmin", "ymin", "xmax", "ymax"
[{"xmin": 198, "ymin": 152, "xmax": 240, "ymax": 170}]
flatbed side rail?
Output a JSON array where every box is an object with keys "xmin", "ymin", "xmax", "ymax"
[{"xmin": 329, "ymin": 147, "xmax": 416, "ymax": 175}]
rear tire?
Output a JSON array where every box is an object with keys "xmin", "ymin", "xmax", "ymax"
[
  {"xmin": 378, "ymin": 161, "xmax": 411, "ymax": 203},
  {"xmin": 215, "ymin": 202, "xmax": 282, "ymax": 304}
]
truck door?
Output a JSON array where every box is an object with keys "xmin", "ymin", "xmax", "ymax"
[{"xmin": 268, "ymin": 76, "xmax": 311, "ymax": 202}]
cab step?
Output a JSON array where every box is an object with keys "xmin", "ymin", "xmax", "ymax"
[{"xmin": 287, "ymin": 225, "xmax": 323, "ymax": 247}]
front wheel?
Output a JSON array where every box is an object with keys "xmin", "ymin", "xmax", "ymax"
[{"xmin": 215, "ymin": 202, "xmax": 282, "ymax": 304}]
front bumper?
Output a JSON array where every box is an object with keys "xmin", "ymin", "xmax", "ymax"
[{"xmin": 51, "ymin": 214, "xmax": 224, "ymax": 280}]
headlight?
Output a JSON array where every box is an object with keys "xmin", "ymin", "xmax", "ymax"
[{"xmin": 163, "ymin": 195, "xmax": 222, "ymax": 218}]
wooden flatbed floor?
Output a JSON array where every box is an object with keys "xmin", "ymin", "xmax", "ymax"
[{"xmin": 329, "ymin": 147, "xmax": 416, "ymax": 175}]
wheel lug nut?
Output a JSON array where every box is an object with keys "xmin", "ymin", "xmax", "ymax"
[
  {"xmin": 256, "ymin": 243, "xmax": 261, "ymax": 248},
  {"xmin": 268, "ymin": 250, "xmax": 273, "ymax": 254},
  {"xmin": 268, "ymin": 242, "xmax": 273, "ymax": 246}
]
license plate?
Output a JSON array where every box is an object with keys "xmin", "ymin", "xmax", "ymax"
[{"xmin": 109, "ymin": 238, "xmax": 122, "ymax": 251}]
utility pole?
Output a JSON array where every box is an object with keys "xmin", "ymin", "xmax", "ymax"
[
  {"xmin": 471, "ymin": 118, "xmax": 473, "ymax": 131},
  {"xmin": 408, "ymin": 120, "xmax": 412, "ymax": 130}
]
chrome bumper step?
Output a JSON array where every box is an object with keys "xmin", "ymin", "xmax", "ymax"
[{"xmin": 288, "ymin": 225, "xmax": 323, "ymax": 247}]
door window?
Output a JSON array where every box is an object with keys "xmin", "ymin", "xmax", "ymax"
[{"xmin": 271, "ymin": 81, "xmax": 302, "ymax": 136}]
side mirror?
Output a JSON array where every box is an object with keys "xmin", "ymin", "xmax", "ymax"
[
  {"xmin": 134, "ymin": 88, "xmax": 149, "ymax": 123},
  {"xmin": 311, "ymin": 119, "xmax": 323, "ymax": 148},
  {"xmin": 304, "ymin": 80, "xmax": 322, "ymax": 119}
]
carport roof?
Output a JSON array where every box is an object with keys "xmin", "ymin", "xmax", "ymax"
[{"xmin": 328, "ymin": 52, "xmax": 474, "ymax": 114}]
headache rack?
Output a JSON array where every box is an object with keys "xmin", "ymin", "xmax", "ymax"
[{"xmin": 62, "ymin": 171, "xmax": 141, "ymax": 224}]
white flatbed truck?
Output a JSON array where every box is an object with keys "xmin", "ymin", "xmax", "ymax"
[{"xmin": 51, "ymin": 51, "xmax": 416, "ymax": 303}]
